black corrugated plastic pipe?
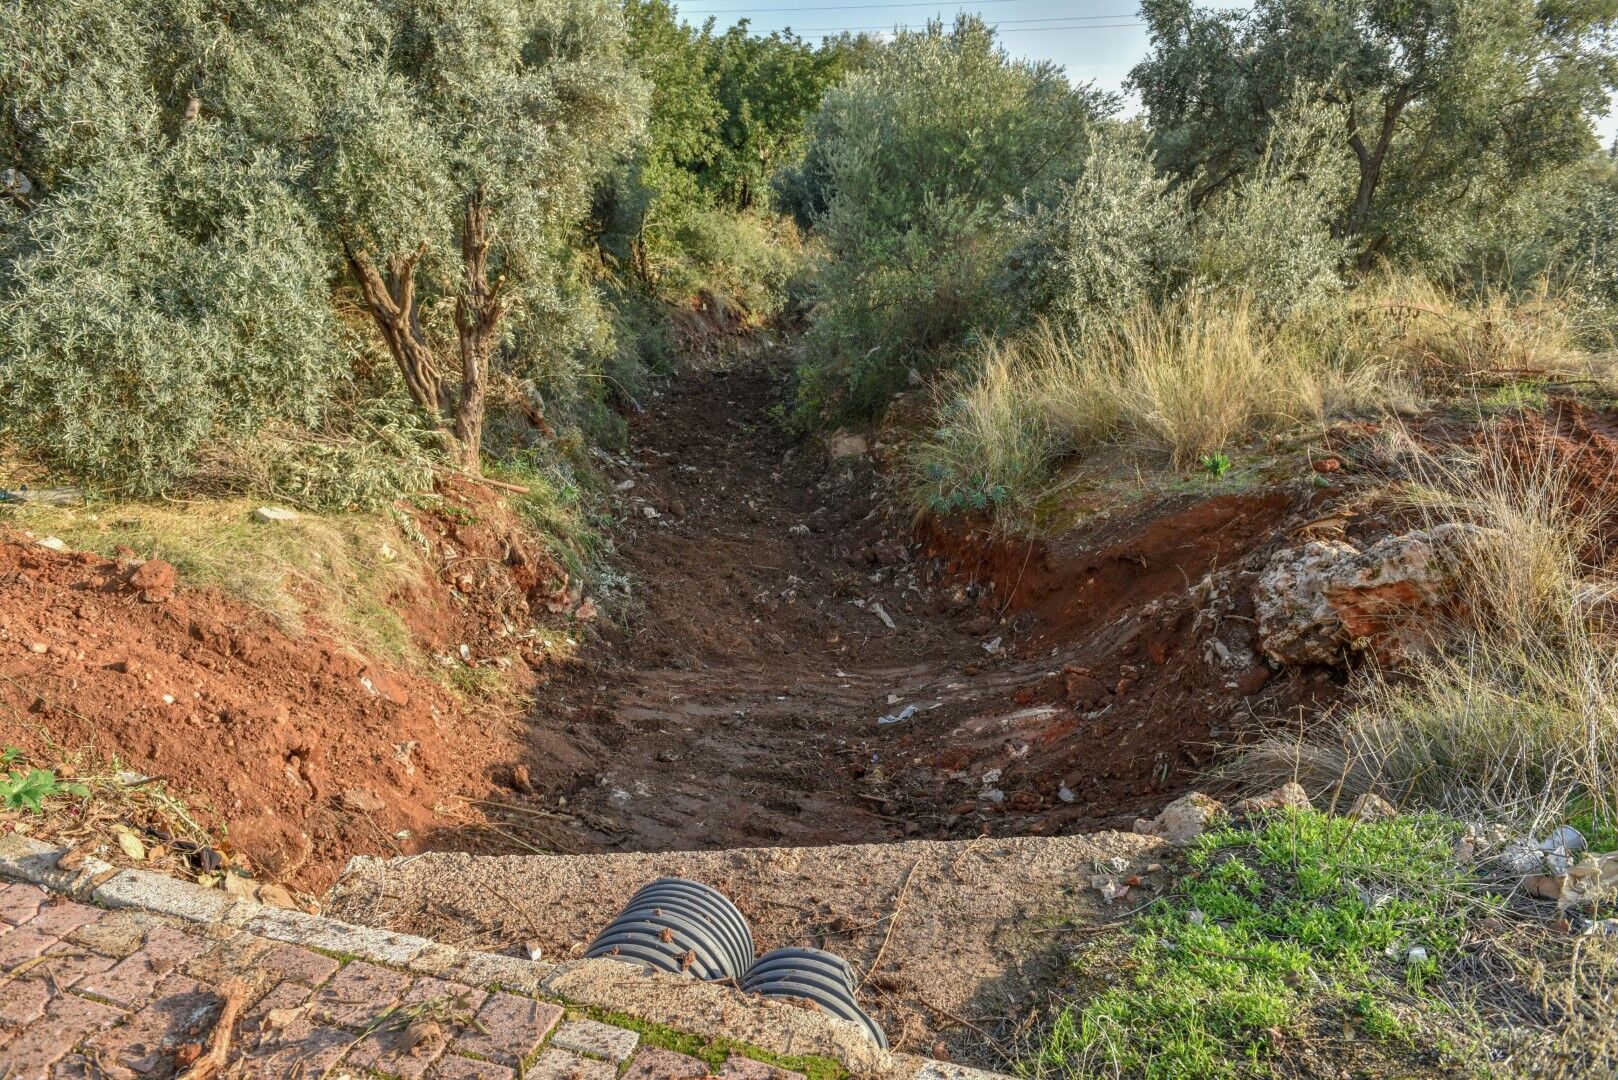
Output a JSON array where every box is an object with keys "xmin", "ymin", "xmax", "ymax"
[
  {"xmin": 585, "ymin": 877, "xmax": 754, "ymax": 980},
  {"xmin": 741, "ymin": 946, "xmax": 888, "ymax": 1049}
]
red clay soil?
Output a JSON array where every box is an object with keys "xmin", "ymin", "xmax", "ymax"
[
  {"xmin": 1, "ymin": 347, "xmax": 1375, "ymax": 888},
  {"xmin": 0, "ymin": 480, "xmax": 579, "ymax": 891},
  {"xmin": 480, "ymin": 353, "xmax": 1348, "ymax": 856}
]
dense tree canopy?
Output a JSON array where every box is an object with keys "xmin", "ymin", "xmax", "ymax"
[
  {"xmin": 796, "ymin": 15, "xmax": 1114, "ymax": 418},
  {"xmin": 1132, "ymin": 0, "xmax": 1618, "ymax": 267},
  {"xmin": 1, "ymin": 0, "xmax": 644, "ymax": 488}
]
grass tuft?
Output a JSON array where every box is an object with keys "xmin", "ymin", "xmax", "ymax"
[{"xmin": 1030, "ymin": 810, "xmax": 1482, "ymax": 1079}]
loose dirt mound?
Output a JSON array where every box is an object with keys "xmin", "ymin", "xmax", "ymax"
[
  {"xmin": 0, "ymin": 480, "xmax": 576, "ymax": 889},
  {"xmin": 482, "ymin": 351, "xmax": 1345, "ymax": 854}
]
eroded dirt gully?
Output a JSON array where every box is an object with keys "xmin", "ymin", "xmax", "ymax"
[{"xmin": 501, "ymin": 350, "xmax": 1339, "ymax": 857}]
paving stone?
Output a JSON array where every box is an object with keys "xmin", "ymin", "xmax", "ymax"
[
  {"xmin": 448, "ymin": 950, "xmax": 550, "ymax": 993},
  {"xmin": 0, "ymin": 976, "xmax": 54, "ymax": 1027},
  {"xmin": 32, "ymin": 942, "xmax": 118, "ymax": 988},
  {"xmin": 400, "ymin": 975, "xmax": 486, "ymax": 1014},
  {"xmin": 183, "ymin": 930, "xmax": 271, "ymax": 983},
  {"xmin": 246, "ymin": 907, "xmax": 431, "ymax": 967},
  {"xmin": 548, "ymin": 1019, "xmax": 639, "ymax": 1063},
  {"xmin": 237, "ymin": 1016, "xmax": 354, "ymax": 1079},
  {"xmin": 621, "ymin": 1046, "xmax": 711, "ymax": 1079},
  {"xmin": 1, "ymin": 990, "xmax": 125, "ymax": 1080},
  {"xmin": 238, "ymin": 980, "xmax": 317, "ymax": 1042},
  {"xmin": 93, "ymin": 868, "xmax": 237, "ymax": 924},
  {"xmin": 74, "ymin": 925, "xmax": 209, "ymax": 1008},
  {"xmin": 84, "ymin": 974, "xmax": 216, "ymax": 1077},
  {"xmin": 522, "ymin": 1048, "xmax": 617, "ymax": 1080},
  {"xmin": 346, "ymin": 1019, "xmax": 452, "ymax": 1080},
  {"xmin": 718, "ymin": 1057, "xmax": 807, "ymax": 1080},
  {"xmin": 0, "ymin": 925, "xmax": 68, "ymax": 968},
  {"xmin": 309, "ymin": 960, "xmax": 412, "ymax": 1028},
  {"xmin": 66, "ymin": 909, "xmax": 171, "ymax": 958},
  {"xmin": 258, "ymin": 940, "xmax": 343, "ymax": 987},
  {"xmin": 405, "ymin": 942, "xmax": 463, "ymax": 978},
  {"xmin": 0, "ymin": 882, "xmax": 50, "ymax": 925},
  {"xmin": 449, "ymin": 992, "xmax": 560, "ymax": 1065},
  {"xmin": 24, "ymin": 899, "xmax": 103, "ymax": 937},
  {"xmin": 428, "ymin": 1055, "xmax": 514, "ymax": 1080}
]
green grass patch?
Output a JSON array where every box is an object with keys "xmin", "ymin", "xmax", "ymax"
[
  {"xmin": 1030, "ymin": 810, "xmax": 1492, "ymax": 1079},
  {"xmin": 576, "ymin": 1007, "xmax": 847, "ymax": 1080}
]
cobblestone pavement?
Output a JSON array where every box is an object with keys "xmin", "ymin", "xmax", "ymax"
[{"xmin": 0, "ymin": 882, "xmax": 806, "ymax": 1080}]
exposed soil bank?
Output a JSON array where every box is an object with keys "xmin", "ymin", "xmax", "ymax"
[
  {"xmin": 0, "ymin": 481, "xmax": 573, "ymax": 889},
  {"xmin": 499, "ymin": 353, "xmax": 1341, "ymax": 854},
  {"xmin": 1, "ymin": 347, "xmax": 1362, "ymax": 890}
]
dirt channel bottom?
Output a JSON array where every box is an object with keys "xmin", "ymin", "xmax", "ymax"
[{"xmin": 327, "ymin": 830, "xmax": 1169, "ymax": 1070}]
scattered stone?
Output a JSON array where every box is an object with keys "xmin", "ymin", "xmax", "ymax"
[
  {"xmin": 1254, "ymin": 524, "xmax": 1484, "ymax": 667},
  {"xmin": 128, "ymin": 559, "xmax": 178, "ymax": 603},
  {"xmin": 257, "ymin": 883, "xmax": 298, "ymax": 910},
  {"xmin": 252, "ymin": 506, "xmax": 300, "ymax": 524},
  {"xmin": 1134, "ymin": 792, "xmax": 1225, "ymax": 845},
  {"xmin": 1348, "ymin": 792, "xmax": 1398, "ymax": 822},
  {"xmin": 510, "ymin": 764, "xmax": 535, "ymax": 794},
  {"xmin": 1234, "ymin": 781, "xmax": 1312, "ymax": 816},
  {"xmin": 827, "ymin": 431, "xmax": 868, "ymax": 459},
  {"xmin": 340, "ymin": 788, "xmax": 386, "ymax": 813},
  {"xmin": 35, "ymin": 536, "xmax": 69, "ymax": 553}
]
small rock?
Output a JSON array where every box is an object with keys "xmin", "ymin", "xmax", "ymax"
[
  {"xmin": 339, "ymin": 787, "xmax": 385, "ymax": 813},
  {"xmin": 1235, "ymin": 665, "xmax": 1272, "ymax": 696},
  {"xmin": 256, "ymin": 883, "xmax": 298, "ymax": 910},
  {"xmin": 510, "ymin": 764, "xmax": 534, "ymax": 794},
  {"xmin": 1348, "ymin": 792, "xmax": 1398, "ymax": 822},
  {"xmin": 28, "ymin": 642, "xmax": 48, "ymax": 654},
  {"xmin": 36, "ymin": 536, "xmax": 69, "ymax": 553},
  {"xmin": 640, "ymin": 504, "xmax": 660, "ymax": 520},
  {"xmin": 128, "ymin": 558, "xmax": 178, "ymax": 603},
  {"xmin": 253, "ymin": 506, "xmax": 300, "ymax": 524},
  {"xmin": 827, "ymin": 431, "xmax": 869, "ymax": 459},
  {"xmin": 1234, "ymin": 781, "xmax": 1312, "ymax": 816},
  {"xmin": 1134, "ymin": 792, "xmax": 1225, "ymax": 845}
]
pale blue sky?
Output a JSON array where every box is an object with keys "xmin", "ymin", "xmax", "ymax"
[{"xmin": 670, "ymin": 0, "xmax": 1618, "ymax": 142}]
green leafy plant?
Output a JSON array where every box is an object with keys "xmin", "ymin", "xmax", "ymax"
[
  {"xmin": 1, "ymin": 754, "xmax": 90, "ymax": 813},
  {"xmin": 1200, "ymin": 451, "xmax": 1232, "ymax": 479}
]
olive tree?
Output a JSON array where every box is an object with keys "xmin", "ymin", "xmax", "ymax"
[
  {"xmin": 796, "ymin": 15, "xmax": 1113, "ymax": 419},
  {"xmin": 0, "ymin": 0, "xmax": 644, "ymax": 489},
  {"xmin": 1132, "ymin": 0, "xmax": 1618, "ymax": 269},
  {"xmin": 310, "ymin": 0, "xmax": 646, "ymax": 469}
]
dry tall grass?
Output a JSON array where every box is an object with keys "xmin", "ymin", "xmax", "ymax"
[
  {"xmin": 912, "ymin": 294, "xmax": 1403, "ymax": 521},
  {"xmin": 1240, "ymin": 425, "xmax": 1618, "ymax": 835}
]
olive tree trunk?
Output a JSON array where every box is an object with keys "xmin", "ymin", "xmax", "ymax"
[{"xmin": 344, "ymin": 187, "xmax": 505, "ymax": 474}]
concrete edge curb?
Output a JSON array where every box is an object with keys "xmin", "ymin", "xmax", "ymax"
[{"xmin": 0, "ymin": 834, "xmax": 1009, "ymax": 1079}]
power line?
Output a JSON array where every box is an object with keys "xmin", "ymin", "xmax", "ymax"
[
  {"xmin": 797, "ymin": 17, "xmax": 1144, "ymax": 33},
  {"xmin": 793, "ymin": 13, "xmax": 1136, "ymax": 29},
  {"xmin": 678, "ymin": 0, "xmax": 1124, "ymax": 13}
]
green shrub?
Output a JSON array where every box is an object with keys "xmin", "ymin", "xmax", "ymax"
[
  {"xmin": 793, "ymin": 15, "xmax": 1112, "ymax": 422},
  {"xmin": 994, "ymin": 123, "xmax": 1186, "ymax": 334},
  {"xmin": 0, "ymin": 156, "xmax": 341, "ymax": 495}
]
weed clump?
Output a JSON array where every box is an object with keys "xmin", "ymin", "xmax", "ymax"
[{"xmin": 1033, "ymin": 810, "xmax": 1480, "ymax": 1079}]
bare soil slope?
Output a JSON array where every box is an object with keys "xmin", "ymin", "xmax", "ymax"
[{"xmin": 502, "ymin": 353, "xmax": 1339, "ymax": 854}]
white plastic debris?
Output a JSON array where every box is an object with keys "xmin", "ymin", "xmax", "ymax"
[{"xmin": 877, "ymin": 704, "xmax": 917, "ymax": 725}]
